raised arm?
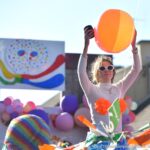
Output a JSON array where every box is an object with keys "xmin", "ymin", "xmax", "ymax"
[
  {"xmin": 117, "ymin": 29, "xmax": 142, "ymax": 97},
  {"xmin": 77, "ymin": 25, "xmax": 94, "ymax": 94}
]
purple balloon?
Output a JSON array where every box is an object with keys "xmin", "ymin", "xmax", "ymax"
[
  {"xmin": 28, "ymin": 109, "xmax": 49, "ymax": 125},
  {"xmin": 6, "ymin": 105, "xmax": 14, "ymax": 114},
  {"xmin": 55, "ymin": 112, "xmax": 74, "ymax": 131},
  {"xmin": 122, "ymin": 113, "xmax": 132, "ymax": 124},
  {"xmin": 60, "ymin": 95, "xmax": 79, "ymax": 114},
  {"xmin": 10, "ymin": 112, "xmax": 19, "ymax": 119}
]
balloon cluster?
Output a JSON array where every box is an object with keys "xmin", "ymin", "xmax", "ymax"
[
  {"xmin": 122, "ymin": 96, "xmax": 137, "ymax": 134},
  {"xmin": 51, "ymin": 94, "xmax": 91, "ymax": 131},
  {"xmin": 0, "ymin": 96, "xmax": 43, "ymax": 126}
]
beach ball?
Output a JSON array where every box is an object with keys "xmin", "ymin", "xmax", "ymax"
[
  {"xmin": 60, "ymin": 95, "xmax": 79, "ymax": 114},
  {"xmin": 74, "ymin": 107, "xmax": 91, "ymax": 127},
  {"xmin": 55, "ymin": 112, "xmax": 74, "ymax": 131},
  {"xmin": 95, "ymin": 9, "xmax": 135, "ymax": 53}
]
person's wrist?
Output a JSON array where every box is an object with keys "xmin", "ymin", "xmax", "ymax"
[{"xmin": 132, "ymin": 47, "xmax": 138, "ymax": 54}]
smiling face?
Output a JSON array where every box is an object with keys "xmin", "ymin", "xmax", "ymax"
[
  {"xmin": 5, "ymin": 40, "xmax": 49, "ymax": 74},
  {"xmin": 92, "ymin": 56, "xmax": 115, "ymax": 84}
]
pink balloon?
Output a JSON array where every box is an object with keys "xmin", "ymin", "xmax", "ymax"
[
  {"xmin": 15, "ymin": 105, "xmax": 23, "ymax": 114},
  {"xmin": 0, "ymin": 103, "xmax": 6, "ymax": 113},
  {"xmin": 12, "ymin": 99, "xmax": 23, "ymax": 108},
  {"xmin": 3, "ymin": 97, "xmax": 13, "ymax": 106},
  {"xmin": 55, "ymin": 112, "xmax": 74, "ymax": 131},
  {"xmin": 125, "ymin": 96, "xmax": 132, "ymax": 108},
  {"xmin": 129, "ymin": 111, "xmax": 136, "ymax": 122},
  {"xmin": 1, "ymin": 112, "xmax": 11, "ymax": 122},
  {"xmin": 27, "ymin": 101, "xmax": 36, "ymax": 109},
  {"xmin": 23, "ymin": 101, "xmax": 36, "ymax": 113},
  {"xmin": 74, "ymin": 107, "xmax": 91, "ymax": 127},
  {"xmin": 6, "ymin": 105, "xmax": 14, "ymax": 114}
]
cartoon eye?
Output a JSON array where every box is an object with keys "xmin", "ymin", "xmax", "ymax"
[
  {"xmin": 30, "ymin": 51, "xmax": 38, "ymax": 57},
  {"xmin": 17, "ymin": 50, "xmax": 26, "ymax": 56}
]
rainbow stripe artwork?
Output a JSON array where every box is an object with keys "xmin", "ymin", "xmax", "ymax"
[{"xmin": 0, "ymin": 38, "xmax": 65, "ymax": 90}]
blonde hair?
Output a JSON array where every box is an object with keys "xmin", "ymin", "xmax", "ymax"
[{"xmin": 91, "ymin": 56, "xmax": 115, "ymax": 84}]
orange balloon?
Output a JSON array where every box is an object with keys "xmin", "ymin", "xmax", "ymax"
[
  {"xmin": 95, "ymin": 9, "xmax": 135, "ymax": 53},
  {"xmin": 94, "ymin": 98, "xmax": 111, "ymax": 115}
]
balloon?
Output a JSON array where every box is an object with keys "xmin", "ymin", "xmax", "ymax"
[
  {"xmin": 122, "ymin": 113, "xmax": 132, "ymax": 124},
  {"xmin": 10, "ymin": 112, "xmax": 19, "ymax": 119},
  {"xmin": 130, "ymin": 101, "xmax": 138, "ymax": 111},
  {"xmin": 125, "ymin": 96, "xmax": 132, "ymax": 108},
  {"xmin": 82, "ymin": 95, "xmax": 89, "ymax": 108},
  {"xmin": 28, "ymin": 109, "xmax": 49, "ymax": 125},
  {"xmin": 23, "ymin": 101, "xmax": 36, "ymax": 113},
  {"xmin": 12, "ymin": 99, "xmax": 23, "ymax": 108},
  {"xmin": 94, "ymin": 98, "xmax": 111, "ymax": 115},
  {"xmin": 3, "ymin": 96, "xmax": 13, "ymax": 105},
  {"xmin": 15, "ymin": 105, "xmax": 23, "ymax": 114},
  {"xmin": 0, "ymin": 102, "xmax": 6, "ymax": 113},
  {"xmin": 1, "ymin": 112, "xmax": 11, "ymax": 122},
  {"xmin": 74, "ymin": 107, "xmax": 91, "ymax": 127},
  {"xmin": 60, "ymin": 95, "xmax": 79, "ymax": 114},
  {"xmin": 6, "ymin": 105, "xmax": 14, "ymax": 114},
  {"xmin": 129, "ymin": 111, "xmax": 136, "ymax": 122},
  {"xmin": 55, "ymin": 112, "xmax": 74, "ymax": 131},
  {"xmin": 95, "ymin": 9, "xmax": 135, "ymax": 53},
  {"xmin": 119, "ymin": 98, "xmax": 127, "ymax": 113}
]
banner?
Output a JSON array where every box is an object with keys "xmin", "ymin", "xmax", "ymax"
[{"xmin": 0, "ymin": 38, "xmax": 65, "ymax": 90}]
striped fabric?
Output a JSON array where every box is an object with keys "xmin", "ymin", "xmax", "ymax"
[{"xmin": 3, "ymin": 114, "xmax": 51, "ymax": 150}]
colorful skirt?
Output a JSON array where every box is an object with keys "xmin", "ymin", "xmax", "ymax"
[{"xmin": 85, "ymin": 132, "xmax": 129, "ymax": 150}]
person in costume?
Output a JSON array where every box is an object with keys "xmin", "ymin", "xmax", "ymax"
[{"xmin": 77, "ymin": 25, "xmax": 142, "ymax": 149}]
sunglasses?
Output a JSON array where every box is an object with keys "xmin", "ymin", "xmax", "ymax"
[{"xmin": 99, "ymin": 65, "xmax": 114, "ymax": 71}]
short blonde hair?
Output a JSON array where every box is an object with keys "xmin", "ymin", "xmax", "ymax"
[{"xmin": 91, "ymin": 56, "xmax": 115, "ymax": 84}]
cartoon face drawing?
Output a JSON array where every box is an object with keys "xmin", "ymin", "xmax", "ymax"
[{"xmin": 5, "ymin": 40, "xmax": 49, "ymax": 74}]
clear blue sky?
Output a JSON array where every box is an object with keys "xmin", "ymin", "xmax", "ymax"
[
  {"xmin": 0, "ymin": 0, "xmax": 150, "ymax": 66},
  {"xmin": 0, "ymin": 0, "xmax": 150, "ymax": 104}
]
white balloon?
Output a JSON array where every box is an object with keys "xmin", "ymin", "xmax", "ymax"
[{"xmin": 130, "ymin": 101, "xmax": 138, "ymax": 111}]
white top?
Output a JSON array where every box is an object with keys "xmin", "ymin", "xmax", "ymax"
[{"xmin": 77, "ymin": 52, "xmax": 142, "ymax": 135}]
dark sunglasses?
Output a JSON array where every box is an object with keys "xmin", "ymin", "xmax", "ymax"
[{"xmin": 99, "ymin": 65, "xmax": 114, "ymax": 71}]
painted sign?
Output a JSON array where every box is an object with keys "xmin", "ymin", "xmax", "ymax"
[{"xmin": 0, "ymin": 38, "xmax": 65, "ymax": 90}]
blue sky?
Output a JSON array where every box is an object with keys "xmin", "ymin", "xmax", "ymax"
[
  {"xmin": 0, "ymin": 0, "xmax": 150, "ymax": 67},
  {"xmin": 0, "ymin": 0, "xmax": 150, "ymax": 104}
]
